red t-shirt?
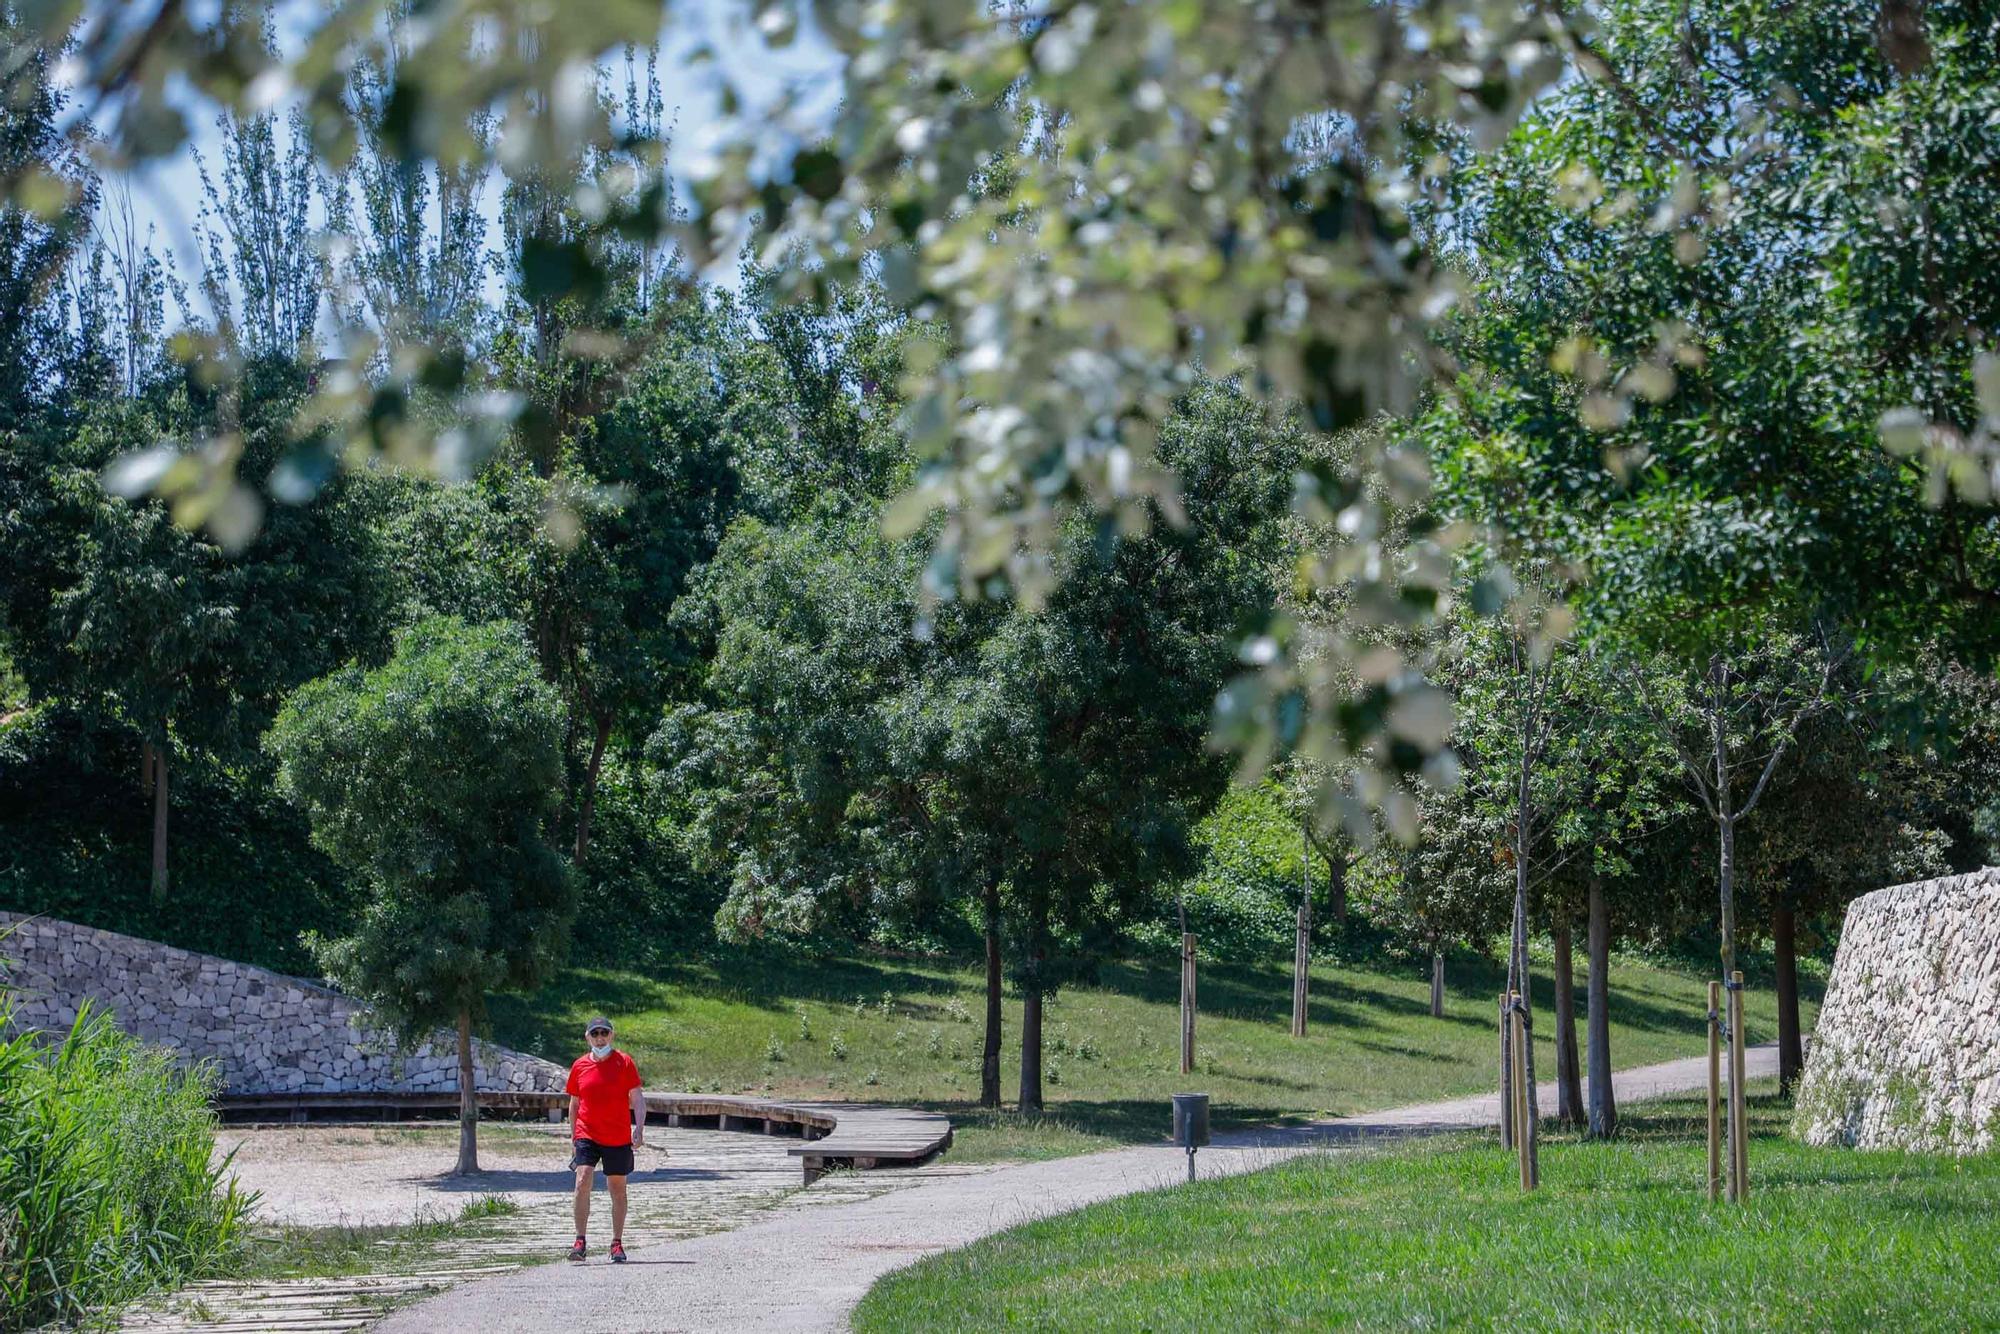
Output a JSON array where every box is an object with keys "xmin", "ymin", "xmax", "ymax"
[{"xmin": 566, "ymin": 1050, "xmax": 643, "ymax": 1146}]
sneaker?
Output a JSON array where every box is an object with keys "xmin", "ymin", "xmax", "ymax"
[
  {"xmin": 567, "ymin": 1236, "xmax": 586, "ymax": 1262},
  {"xmin": 610, "ymin": 1239, "xmax": 627, "ymax": 1264}
]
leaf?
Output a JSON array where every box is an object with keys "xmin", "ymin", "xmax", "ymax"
[
  {"xmin": 1879, "ymin": 407, "xmax": 1928, "ymax": 456},
  {"xmin": 1975, "ymin": 352, "xmax": 2000, "ymax": 421},
  {"xmin": 102, "ymin": 448, "xmax": 179, "ymax": 500},
  {"xmin": 790, "ymin": 148, "xmax": 844, "ymax": 203}
]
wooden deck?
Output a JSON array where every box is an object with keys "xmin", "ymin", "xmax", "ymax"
[
  {"xmin": 771, "ymin": 1101, "xmax": 956, "ymax": 1184},
  {"xmin": 215, "ymin": 1089, "xmax": 953, "ymax": 1183}
]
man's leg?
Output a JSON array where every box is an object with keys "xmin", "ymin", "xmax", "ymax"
[
  {"xmin": 608, "ymin": 1174, "xmax": 628, "ymax": 1241},
  {"xmin": 573, "ymin": 1164, "xmax": 595, "ymax": 1238}
]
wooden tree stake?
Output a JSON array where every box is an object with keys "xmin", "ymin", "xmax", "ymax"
[
  {"xmin": 1729, "ymin": 970, "xmax": 1749, "ymax": 1202},
  {"xmin": 1180, "ymin": 932, "xmax": 1197, "ymax": 1075},
  {"xmin": 1707, "ymin": 979, "xmax": 1722, "ymax": 1204},
  {"xmin": 1499, "ymin": 991, "xmax": 1515, "ymax": 1151},
  {"xmin": 1510, "ymin": 993, "xmax": 1533, "ymax": 1191}
]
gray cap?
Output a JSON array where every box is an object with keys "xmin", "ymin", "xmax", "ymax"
[{"xmin": 584, "ymin": 1015, "xmax": 613, "ymax": 1035}]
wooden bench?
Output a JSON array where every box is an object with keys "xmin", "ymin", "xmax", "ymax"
[{"xmin": 216, "ymin": 1089, "xmax": 953, "ymax": 1183}]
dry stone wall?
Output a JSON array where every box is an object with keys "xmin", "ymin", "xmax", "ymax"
[
  {"xmin": 1794, "ymin": 868, "xmax": 2000, "ymax": 1154},
  {"xmin": 0, "ymin": 912, "xmax": 566, "ymax": 1097}
]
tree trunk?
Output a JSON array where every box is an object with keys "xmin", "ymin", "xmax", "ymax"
[
  {"xmin": 1020, "ymin": 897, "xmax": 1047, "ymax": 1113},
  {"xmin": 1553, "ymin": 921, "xmax": 1583, "ymax": 1127},
  {"xmin": 1510, "ymin": 786, "xmax": 1540, "ymax": 1185},
  {"xmin": 1304, "ymin": 828, "xmax": 1352, "ymax": 924},
  {"xmin": 1429, "ymin": 949, "xmax": 1444, "ymax": 1019},
  {"xmin": 981, "ymin": 883, "xmax": 1003, "ymax": 1109},
  {"xmin": 573, "ymin": 714, "xmax": 612, "ymax": 864},
  {"xmin": 454, "ymin": 1008, "xmax": 480, "ymax": 1175},
  {"xmin": 1711, "ymin": 661, "xmax": 1738, "ymax": 984},
  {"xmin": 1718, "ymin": 812, "xmax": 1737, "ymax": 980},
  {"xmin": 1019, "ymin": 977, "xmax": 1044, "ymax": 1113},
  {"xmin": 1292, "ymin": 818, "xmax": 1310, "ymax": 1037},
  {"xmin": 1774, "ymin": 900, "xmax": 1803, "ymax": 1096},
  {"xmin": 1586, "ymin": 876, "xmax": 1617, "ymax": 1139},
  {"xmin": 141, "ymin": 738, "xmax": 154, "ymax": 797},
  {"xmin": 149, "ymin": 746, "xmax": 169, "ymax": 905}
]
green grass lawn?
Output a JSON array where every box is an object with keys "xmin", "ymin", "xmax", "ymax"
[
  {"xmin": 854, "ymin": 1086, "xmax": 2000, "ymax": 1331},
  {"xmin": 490, "ymin": 943, "xmax": 1811, "ymax": 1163}
]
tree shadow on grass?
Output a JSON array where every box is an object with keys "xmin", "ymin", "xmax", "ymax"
[
  {"xmin": 490, "ymin": 948, "xmax": 972, "ymax": 1058},
  {"xmin": 1350, "ymin": 1038, "xmax": 1464, "ymax": 1065}
]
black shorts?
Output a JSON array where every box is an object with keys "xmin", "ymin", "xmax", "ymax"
[{"xmin": 571, "ymin": 1138, "xmax": 635, "ymax": 1176}]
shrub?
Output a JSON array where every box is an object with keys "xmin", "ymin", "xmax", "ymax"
[
  {"xmin": 0, "ymin": 999, "xmax": 251, "ymax": 1328},
  {"xmin": 764, "ymin": 1035, "xmax": 785, "ymax": 1063},
  {"xmin": 566, "ymin": 756, "xmax": 725, "ymax": 967},
  {"xmin": 830, "ymin": 1033, "xmax": 849, "ymax": 1061},
  {"xmin": 795, "ymin": 1005, "xmax": 814, "ymax": 1042},
  {"xmin": 1129, "ymin": 782, "xmax": 1334, "ymax": 961},
  {"xmin": 0, "ymin": 709, "xmax": 359, "ymax": 974}
]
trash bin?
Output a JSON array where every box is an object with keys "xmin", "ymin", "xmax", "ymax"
[
  {"xmin": 1172, "ymin": 1092, "xmax": 1210, "ymax": 1182},
  {"xmin": 1172, "ymin": 1092, "xmax": 1211, "ymax": 1148}
]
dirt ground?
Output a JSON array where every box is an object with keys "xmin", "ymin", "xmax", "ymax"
[{"xmin": 215, "ymin": 1121, "xmax": 792, "ymax": 1228}]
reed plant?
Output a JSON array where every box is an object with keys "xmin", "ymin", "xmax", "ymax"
[{"xmin": 1, "ymin": 961, "xmax": 251, "ymax": 1330}]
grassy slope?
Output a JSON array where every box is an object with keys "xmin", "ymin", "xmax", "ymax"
[
  {"xmin": 855, "ymin": 1085, "xmax": 2000, "ymax": 1332},
  {"xmin": 490, "ymin": 944, "xmax": 1811, "ymax": 1163}
]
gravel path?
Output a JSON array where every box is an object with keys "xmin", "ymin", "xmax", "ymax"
[
  {"xmin": 375, "ymin": 1044, "xmax": 1778, "ymax": 1334},
  {"xmin": 124, "ymin": 1122, "xmax": 856, "ymax": 1332}
]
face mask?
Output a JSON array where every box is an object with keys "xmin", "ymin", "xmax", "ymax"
[{"xmin": 589, "ymin": 1041, "xmax": 612, "ymax": 1059}]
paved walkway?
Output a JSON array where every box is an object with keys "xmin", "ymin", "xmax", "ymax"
[{"xmin": 374, "ymin": 1044, "xmax": 1776, "ymax": 1334}]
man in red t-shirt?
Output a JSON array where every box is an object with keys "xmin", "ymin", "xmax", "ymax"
[{"xmin": 564, "ymin": 1015, "xmax": 645, "ymax": 1263}]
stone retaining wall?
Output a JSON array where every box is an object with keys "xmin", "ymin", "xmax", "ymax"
[
  {"xmin": 0, "ymin": 911, "xmax": 566, "ymax": 1096},
  {"xmin": 1793, "ymin": 868, "xmax": 2000, "ymax": 1153}
]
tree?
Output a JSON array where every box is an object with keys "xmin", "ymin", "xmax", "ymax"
[
  {"xmin": 1731, "ymin": 661, "xmax": 1996, "ymax": 1092},
  {"xmin": 323, "ymin": 1, "xmax": 492, "ymax": 363},
  {"xmin": 1537, "ymin": 649, "xmax": 1684, "ymax": 1136},
  {"xmin": 1630, "ymin": 624, "xmax": 1841, "ymax": 982},
  {"xmin": 0, "ymin": 11, "xmax": 95, "ymax": 429},
  {"xmin": 20, "ymin": 0, "xmax": 1617, "ymax": 830},
  {"xmin": 192, "ymin": 99, "xmax": 322, "ymax": 362},
  {"xmin": 534, "ymin": 291, "xmax": 749, "ymax": 863},
  {"xmin": 670, "ymin": 380, "xmax": 1298, "ymax": 1111},
  {"xmin": 266, "ymin": 617, "xmax": 574, "ymax": 1174},
  {"xmin": 3, "ymin": 362, "xmax": 392, "ymax": 903},
  {"xmin": 1349, "ymin": 785, "xmax": 1508, "ymax": 1020},
  {"xmin": 1425, "ymin": 3, "xmax": 1999, "ymax": 666}
]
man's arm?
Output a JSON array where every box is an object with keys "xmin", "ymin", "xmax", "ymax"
[
  {"xmin": 628, "ymin": 1081, "xmax": 645, "ymax": 1148},
  {"xmin": 568, "ymin": 1093, "xmax": 579, "ymax": 1136}
]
